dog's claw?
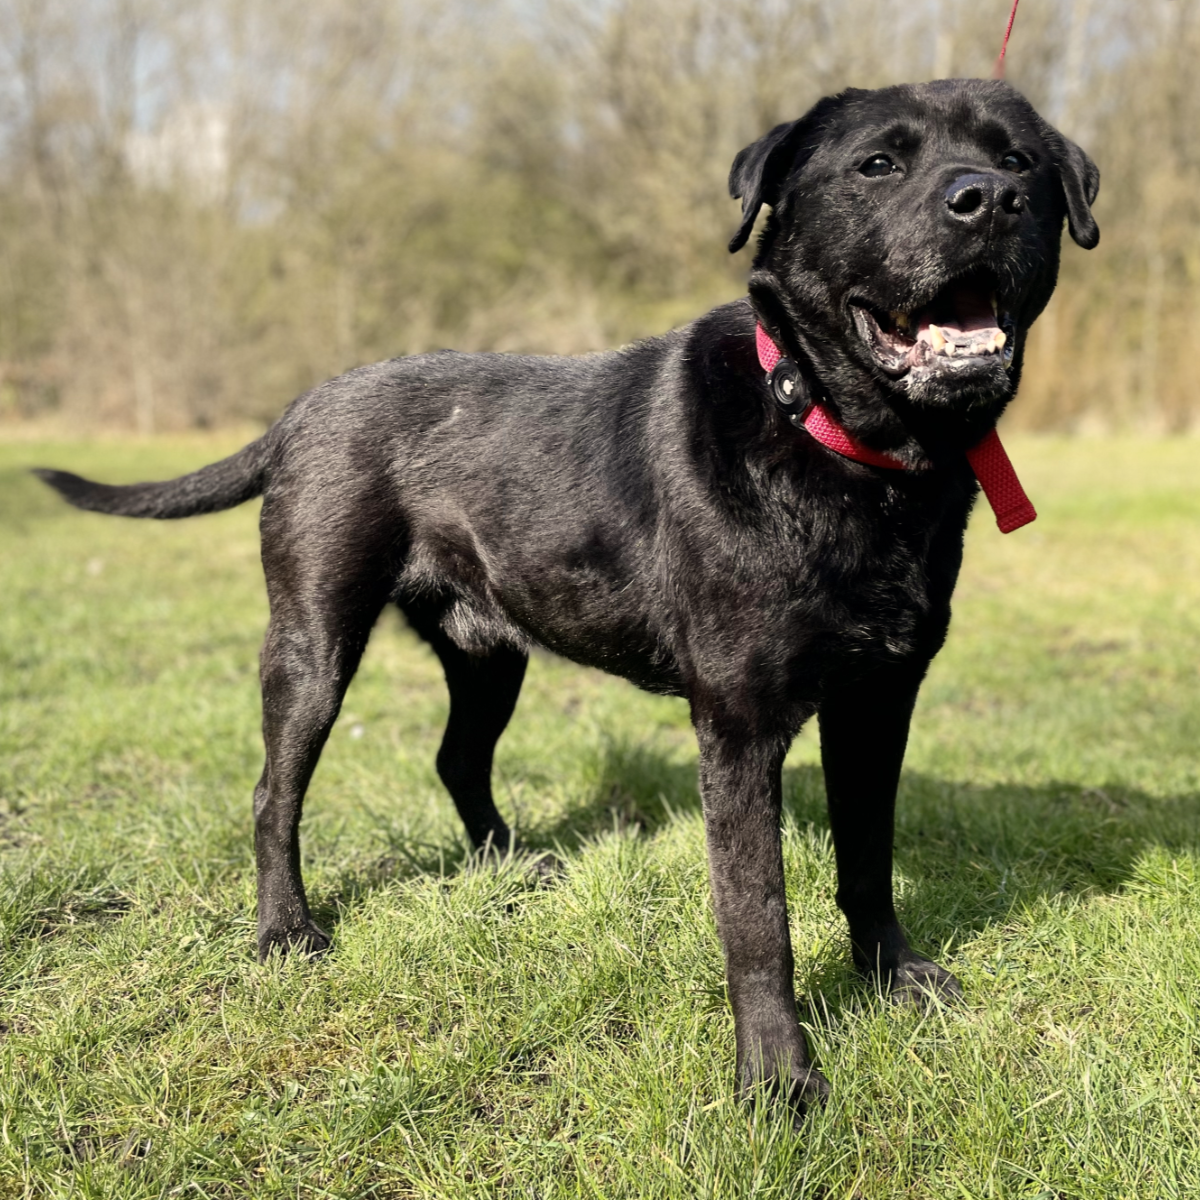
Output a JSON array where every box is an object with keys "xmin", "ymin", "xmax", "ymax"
[
  {"xmin": 738, "ymin": 1058, "xmax": 831, "ymax": 1122},
  {"xmin": 257, "ymin": 920, "xmax": 331, "ymax": 962},
  {"xmin": 887, "ymin": 957, "xmax": 963, "ymax": 1007},
  {"xmin": 786, "ymin": 1065, "xmax": 832, "ymax": 1120},
  {"xmin": 468, "ymin": 838, "xmax": 564, "ymax": 883},
  {"xmin": 735, "ymin": 1023, "xmax": 831, "ymax": 1122},
  {"xmin": 523, "ymin": 849, "xmax": 565, "ymax": 882}
]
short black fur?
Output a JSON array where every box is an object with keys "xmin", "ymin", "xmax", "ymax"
[{"xmin": 35, "ymin": 80, "xmax": 1098, "ymax": 1116}]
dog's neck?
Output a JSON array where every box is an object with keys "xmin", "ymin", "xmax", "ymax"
[
  {"xmin": 755, "ymin": 324, "xmax": 911, "ymax": 470},
  {"xmin": 754, "ymin": 324, "xmax": 1036, "ymax": 534}
]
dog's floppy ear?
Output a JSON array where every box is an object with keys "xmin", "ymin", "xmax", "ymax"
[
  {"xmin": 1040, "ymin": 123, "xmax": 1100, "ymax": 250},
  {"xmin": 1059, "ymin": 136, "xmax": 1100, "ymax": 249},
  {"xmin": 727, "ymin": 94, "xmax": 845, "ymax": 254}
]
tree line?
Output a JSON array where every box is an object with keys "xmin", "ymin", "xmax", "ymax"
[{"xmin": 0, "ymin": 0, "xmax": 1194, "ymax": 431}]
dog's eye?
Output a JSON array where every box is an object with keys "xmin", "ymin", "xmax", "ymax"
[
  {"xmin": 859, "ymin": 154, "xmax": 897, "ymax": 178},
  {"xmin": 1000, "ymin": 151, "xmax": 1031, "ymax": 173}
]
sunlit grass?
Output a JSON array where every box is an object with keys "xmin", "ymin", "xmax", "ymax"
[{"xmin": 1, "ymin": 435, "xmax": 1197, "ymax": 1198}]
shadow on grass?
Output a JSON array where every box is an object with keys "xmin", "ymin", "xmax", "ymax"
[{"xmin": 310, "ymin": 732, "xmax": 1197, "ymax": 996}]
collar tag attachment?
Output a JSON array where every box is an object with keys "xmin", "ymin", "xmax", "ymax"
[{"xmin": 769, "ymin": 358, "xmax": 810, "ymax": 424}]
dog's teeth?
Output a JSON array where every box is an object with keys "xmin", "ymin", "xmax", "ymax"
[
  {"xmin": 994, "ymin": 330, "xmax": 1007, "ymax": 350},
  {"xmin": 991, "ymin": 294, "xmax": 999, "ymax": 319},
  {"xmin": 891, "ymin": 311, "xmax": 910, "ymax": 332},
  {"xmin": 929, "ymin": 325, "xmax": 948, "ymax": 352}
]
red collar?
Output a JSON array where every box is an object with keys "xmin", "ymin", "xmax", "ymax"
[{"xmin": 755, "ymin": 324, "xmax": 1036, "ymax": 534}]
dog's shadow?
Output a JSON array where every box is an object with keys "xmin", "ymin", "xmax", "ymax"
[{"xmin": 314, "ymin": 734, "xmax": 1197, "ymax": 1013}]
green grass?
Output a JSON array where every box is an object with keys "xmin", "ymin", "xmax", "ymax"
[{"xmin": 1, "ymin": 434, "xmax": 1198, "ymax": 1198}]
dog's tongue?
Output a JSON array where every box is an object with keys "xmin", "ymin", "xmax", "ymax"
[{"xmin": 915, "ymin": 284, "xmax": 1005, "ymax": 355}]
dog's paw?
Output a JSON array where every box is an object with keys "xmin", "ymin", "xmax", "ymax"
[
  {"xmin": 886, "ymin": 956, "xmax": 963, "ymax": 1008},
  {"xmin": 257, "ymin": 919, "xmax": 331, "ymax": 962},
  {"xmin": 520, "ymin": 847, "xmax": 565, "ymax": 883},
  {"xmin": 737, "ymin": 1039, "xmax": 831, "ymax": 1120}
]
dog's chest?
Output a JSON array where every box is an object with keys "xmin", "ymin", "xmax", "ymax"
[
  {"xmin": 712, "ymin": 496, "xmax": 958, "ymax": 678},
  {"xmin": 813, "ymin": 536, "xmax": 940, "ymax": 661},
  {"xmin": 782, "ymin": 472, "xmax": 967, "ymax": 666}
]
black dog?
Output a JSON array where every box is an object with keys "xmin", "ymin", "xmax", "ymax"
[{"xmin": 37, "ymin": 80, "xmax": 1098, "ymax": 1112}]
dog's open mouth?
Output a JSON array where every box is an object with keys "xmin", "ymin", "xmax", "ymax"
[{"xmin": 852, "ymin": 273, "xmax": 1017, "ymax": 375}]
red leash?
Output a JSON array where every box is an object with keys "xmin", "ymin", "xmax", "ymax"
[
  {"xmin": 993, "ymin": 0, "xmax": 1021, "ymax": 79},
  {"xmin": 755, "ymin": 325, "xmax": 1036, "ymax": 533}
]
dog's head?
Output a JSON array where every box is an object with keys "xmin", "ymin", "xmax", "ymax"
[{"xmin": 729, "ymin": 80, "xmax": 1099, "ymax": 456}]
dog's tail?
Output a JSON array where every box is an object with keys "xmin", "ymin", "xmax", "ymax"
[{"xmin": 33, "ymin": 435, "xmax": 270, "ymax": 520}]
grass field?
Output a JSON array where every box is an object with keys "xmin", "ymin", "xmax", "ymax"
[{"xmin": 1, "ymin": 435, "xmax": 1198, "ymax": 1199}]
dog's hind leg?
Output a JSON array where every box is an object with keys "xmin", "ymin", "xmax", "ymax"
[
  {"xmin": 818, "ymin": 666, "xmax": 963, "ymax": 1005},
  {"xmin": 254, "ymin": 559, "xmax": 389, "ymax": 961},
  {"xmin": 402, "ymin": 605, "xmax": 527, "ymax": 854}
]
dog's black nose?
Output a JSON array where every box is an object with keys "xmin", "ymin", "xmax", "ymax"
[{"xmin": 945, "ymin": 173, "xmax": 1024, "ymax": 226}]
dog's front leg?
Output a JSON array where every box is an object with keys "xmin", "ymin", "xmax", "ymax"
[
  {"xmin": 818, "ymin": 667, "xmax": 962, "ymax": 1004},
  {"xmin": 695, "ymin": 714, "xmax": 830, "ymax": 1113}
]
